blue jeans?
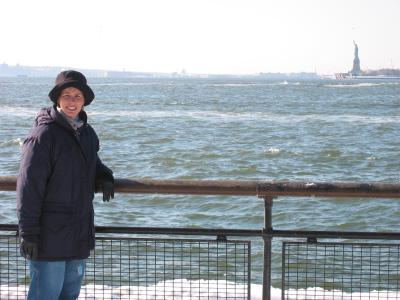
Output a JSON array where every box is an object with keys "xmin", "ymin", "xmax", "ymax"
[{"xmin": 28, "ymin": 259, "xmax": 85, "ymax": 300}]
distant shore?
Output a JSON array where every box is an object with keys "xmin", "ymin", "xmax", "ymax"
[{"xmin": 0, "ymin": 63, "xmax": 319, "ymax": 79}]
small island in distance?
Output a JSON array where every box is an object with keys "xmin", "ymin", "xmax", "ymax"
[{"xmin": 335, "ymin": 41, "xmax": 400, "ymax": 79}]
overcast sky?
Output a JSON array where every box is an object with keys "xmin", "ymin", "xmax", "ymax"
[{"xmin": 1, "ymin": 0, "xmax": 399, "ymax": 75}]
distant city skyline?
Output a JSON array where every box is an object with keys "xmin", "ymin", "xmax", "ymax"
[
  {"xmin": 0, "ymin": 62, "xmax": 321, "ymax": 79},
  {"xmin": 1, "ymin": 0, "xmax": 399, "ymax": 75}
]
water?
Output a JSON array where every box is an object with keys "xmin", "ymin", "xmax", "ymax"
[
  {"xmin": 0, "ymin": 77, "xmax": 399, "ymax": 291},
  {"xmin": 2, "ymin": 283, "xmax": 399, "ymax": 299}
]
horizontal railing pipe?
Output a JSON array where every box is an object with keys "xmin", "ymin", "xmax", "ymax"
[
  {"xmin": 0, "ymin": 224, "xmax": 262, "ymax": 237},
  {"xmin": 271, "ymin": 230, "xmax": 400, "ymax": 240},
  {"xmin": 1, "ymin": 176, "xmax": 399, "ymax": 198},
  {"xmin": 2, "ymin": 175, "xmax": 400, "ymax": 300},
  {"xmin": 2, "ymin": 223, "xmax": 399, "ymax": 240}
]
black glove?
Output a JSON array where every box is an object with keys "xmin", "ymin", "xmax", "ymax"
[
  {"xmin": 96, "ymin": 178, "xmax": 114, "ymax": 202},
  {"xmin": 20, "ymin": 236, "xmax": 38, "ymax": 260}
]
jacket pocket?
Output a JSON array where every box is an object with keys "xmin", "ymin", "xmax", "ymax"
[
  {"xmin": 39, "ymin": 212, "xmax": 77, "ymax": 258},
  {"xmin": 40, "ymin": 212, "xmax": 74, "ymax": 233},
  {"xmin": 42, "ymin": 202, "xmax": 75, "ymax": 214}
]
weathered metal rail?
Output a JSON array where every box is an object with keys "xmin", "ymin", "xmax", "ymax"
[
  {"xmin": 1, "ymin": 176, "xmax": 399, "ymax": 198},
  {"xmin": 2, "ymin": 176, "xmax": 400, "ymax": 300}
]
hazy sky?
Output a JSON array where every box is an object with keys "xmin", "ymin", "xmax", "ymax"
[{"xmin": 1, "ymin": 0, "xmax": 399, "ymax": 75}]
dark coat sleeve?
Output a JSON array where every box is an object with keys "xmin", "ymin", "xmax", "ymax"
[
  {"xmin": 16, "ymin": 128, "xmax": 53, "ymax": 238},
  {"xmin": 96, "ymin": 155, "xmax": 114, "ymax": 182},
  {"xmin": 91, "ymin": 126, "xmax": 113, "ymax": 183}
]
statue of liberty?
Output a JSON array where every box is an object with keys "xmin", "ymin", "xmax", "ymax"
[{"xmin": 351, "ymin": 41, "xmax": 361, "ymax": 76}]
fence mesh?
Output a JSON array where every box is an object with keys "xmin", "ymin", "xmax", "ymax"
[
  {"xmin": 282, "ymin": 241, "xmax": 400, "ymax": 300},
  {"xmin": 0, "ymin": 234, "xmax": 27, "ymax": 300},
  {"xmin": 0, "ymin": 234, "xmax": 250, "ymax": 299}
]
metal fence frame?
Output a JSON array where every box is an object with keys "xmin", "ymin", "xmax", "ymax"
[
  {"xmin": 1, "ymin": 176, "xmax": 400, "ymax": 299},
  {"xmin": 282, "ymin": 241, "xmax": 400, "ymax": 299},
  {"xmin": 0, "ymin": 228, "xmax": 251, "ymax": 299}
]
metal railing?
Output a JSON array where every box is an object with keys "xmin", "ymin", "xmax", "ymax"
[
  {"xmin": 0, "ymin": 230, "xmax": 251, "ymax": 299},
  {"xmin": 1, "ymin": 176, "xmax": 400, "ymax": 300},
  {"xmin": 282, "ymin": 241, "xmax": 400, "ymax": 299}
]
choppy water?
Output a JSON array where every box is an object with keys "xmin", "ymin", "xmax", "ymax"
[{"xmin": 0, "ymin": 77, "xmax": 399, "ymax": 285}]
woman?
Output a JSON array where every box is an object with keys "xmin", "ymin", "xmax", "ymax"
[{"xmin": 17, "ymin": 70, "xmax": 114, "ymax": 299}]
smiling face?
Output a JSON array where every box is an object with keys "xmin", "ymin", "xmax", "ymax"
[{"xmin": 57, "ymin": 87, "xmax": 85, "ymax": 119}]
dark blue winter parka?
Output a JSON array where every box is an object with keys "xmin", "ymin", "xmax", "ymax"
[{"xmin": 17, "ymin": 106, "xmax": 113, "ymax": 260}]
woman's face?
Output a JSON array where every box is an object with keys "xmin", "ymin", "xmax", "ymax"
[{"xmin": 57, "ymin": 87, "xmax": 85, "ymax": 119}]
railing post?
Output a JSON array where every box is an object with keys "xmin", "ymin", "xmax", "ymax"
[{"xmin": 262, "ymin": 196, "xmax": 274, "ymax": 300}]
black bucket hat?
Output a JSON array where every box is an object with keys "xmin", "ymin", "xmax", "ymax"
[{"xmin": 48, "ymin": 70, "xmax": 95, "ymax": 106}]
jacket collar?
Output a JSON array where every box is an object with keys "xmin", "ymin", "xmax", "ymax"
[{"xmin": 50, "ymin": 105, "xmax": 88, "ymax": 131}]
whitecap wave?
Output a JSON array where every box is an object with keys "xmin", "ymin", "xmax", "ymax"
[
  {"xmin": 2, "ymin": 106, "xmax": 396, "ymax": 125},
  {"xmin": 209, "ymin": 83, "xmax": 263, "ymax": 87},
  {"xmin": 0, "ymin": 281, "xmax": 263, "ymax": 300},
  {"xmin": 2, "ymin": 282, "xmax": 397, "ymax": 300},
  {"xmin": 324, "ymin": 82, "xmax": 400, "ymax": 88},
  {"xmin": 0, "ymin": 106, "xmax": 37, "ymax": 117},
  {"xmin": 0, "ymin": 138, "xmax": 23, "ymax": 147},
  {"xmin": 91, "ymin": 82, "xmax": 173, "ymax": 86},
  {"xmin": 208, "ymin": 81, "xmax": 300, "ymax": 87},
  {"xmin": 285, "ymin": 287, "xmax": 400, "ymax": 300},
  {"xmin": 265, "ymin": 148, "xmax": 281, "ymax": 155},
  {"xmin": 89, "ymin": 110, "xmax": 400, "ymax": 124}
]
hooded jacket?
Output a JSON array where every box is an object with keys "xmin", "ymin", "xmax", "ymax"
[{"xmin": 17, "ymin": 106, "xmax": 113, "ymax": 260}]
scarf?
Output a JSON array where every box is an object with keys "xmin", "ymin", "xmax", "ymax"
[{"xmin": 57, "ymin": 107, "xmax": 84, "ymax": 131}]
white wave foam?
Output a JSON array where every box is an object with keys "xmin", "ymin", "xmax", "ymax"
[
  {"xmin": 0, "ymin": 105, "xmax": 397, "ymax": 125},
  {"xmin": 286, "ymin": 287, "xmax": 400, "ymax": 300},
  {"xmin": 90, "ymin": 110, "xmax": 400, "ymax": 124},
  {"xmin": 208, "ymin": 81, "xmax": 300, "ymax": 87},
  {"xmin": 91, "ymin": 82, "xmax": 174, "ymax": 86},
  {"xmin": 0, "ymin": 282, "xmax": 263, "ymax": 300},
  {"xmin": 81, "ymin": 280, "xmax": 262, "ymax": 299},
  {"xmin": 324, "ymin": 82, "xmax": 400, "ymax": 88},
  {"xmin": 209, "ymin": 83, "xmax": 263, "ymax": 87},
  {"xmin": 2, "ymin": 282, "xmax": 397, "ymax": 300},
  {"xmin": 0, "ymin": 82, "xmax": 50, "ymax": 86},
  {"xmin": 265, "ymin": 148, "xmax": 281, "ymax": 155},
  {"xmin": 0, "ymin": 106, "xmax": 37, "ymax": 117},
  {"xmin": 367, "ymin": 156, "xmax": 378, "ymax": 160},
  {"xmin": 0, "ymin": 138, "xmax": 23, "ymax": 146}
]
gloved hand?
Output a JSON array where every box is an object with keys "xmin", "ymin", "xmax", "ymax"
[
  {"xmin": 96, "ymin": 178, "xmax": 114, "ymax": 202},
  {"xmin": 20, "ymin": 236, "xmax": 38, "ymax": 260}
]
